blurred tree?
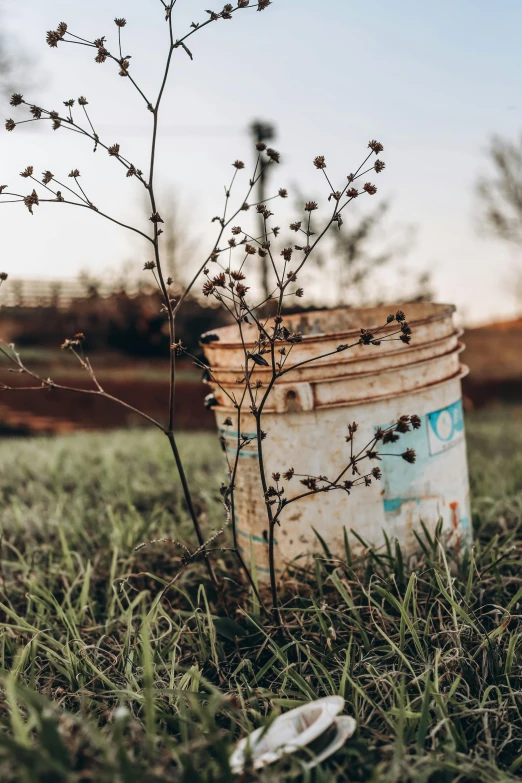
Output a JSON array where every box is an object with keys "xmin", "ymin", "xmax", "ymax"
[
  {"xmin": 404, "ymin": 270, "xmax": 434, "ymax": 304},
  {"xmin": 477, "ymin": 135, "xmax": 522, "ymax": 246},
  {"xmin": 139, "ymin": 192, "xmax": 197, "ymax": 290},
  {"xmin": 0, "ymin": 8, "xmax": 31, "ymax": 97},
  {"xmin": 477, "ymin": 135, "xmax": 522, "ymax": 315},
  {"xmin": 161, "ymin": 193, "xmax": 197, "ymax": 289},
  {"xmin": 330, "ymin": 201, "xmax": 433, "ymax": 306},
  {"xmin": 293, "ymin": 196, "xmax": 432, "ymax": 308},
  {"xmin": 250, "ymin": 120, "xmax": 276, "ymax": 301},
  {"xmin": 331, "ymin": 200, "xmax": 399, "ymax": 306},
  {"xmin": 0, "ymin": 25, "xmax": 13, "ymax": 94}
]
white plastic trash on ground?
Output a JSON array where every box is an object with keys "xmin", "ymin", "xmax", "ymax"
[
  {"xmin": 202, "ymin": 302, "xmax": 471, "ymax": 578},
  {"xmin": 229, "ymin": 696, "xmax": 355, "ymax": 774}
]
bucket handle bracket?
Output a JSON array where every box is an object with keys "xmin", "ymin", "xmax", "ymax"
[{"xmin": 274, "ymin": 382, "xmax": 314, "ymax": 413}]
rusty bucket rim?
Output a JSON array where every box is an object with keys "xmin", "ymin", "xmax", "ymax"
[
  {"xmin": 201, "ymin": 302, "xmax": 457, "ymax": 350},
  {"xmin": 205, "ymin": 328, "xmax": 464, "ymax": 376}
]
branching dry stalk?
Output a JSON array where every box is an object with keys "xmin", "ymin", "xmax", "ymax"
[{"xmin": 1, "ymin": 2, "xmax": 417, "ymax": 622}]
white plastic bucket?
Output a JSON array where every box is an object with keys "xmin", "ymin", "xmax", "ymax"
[{"xmin": 202, "ymin": 303, "xmax": 471, "ymax": 578}]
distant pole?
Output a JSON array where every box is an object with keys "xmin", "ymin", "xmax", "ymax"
[{"xmin": 250, "ymin": 120, "xmax": 275, "ymax": 302}]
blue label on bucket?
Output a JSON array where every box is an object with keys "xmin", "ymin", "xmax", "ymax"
[
  {"xmin": 378, "ymin": 398, "xmax": 465, "ymax": 507},
  {"xmin": 427, "ymin": 399, "xmax": 464, "ymax": 455}
]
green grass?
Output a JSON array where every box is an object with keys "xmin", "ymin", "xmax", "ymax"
[{"xmin": 0, "ymin": 408, "xmax": 522, "ymax": 782}]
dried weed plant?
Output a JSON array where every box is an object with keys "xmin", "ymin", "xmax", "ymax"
[{"xmin": 1, "ymin": 3, "xmax": 417, "ymax": 619}]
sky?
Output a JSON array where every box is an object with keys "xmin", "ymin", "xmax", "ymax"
[{"xmin": 1, "ymin": 0, "xmax": 522, "ymax": 325}]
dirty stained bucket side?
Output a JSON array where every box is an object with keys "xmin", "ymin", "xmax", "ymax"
[{"xmin": 202, "ymin": 303, "xmax": 471, "ymax": 578}]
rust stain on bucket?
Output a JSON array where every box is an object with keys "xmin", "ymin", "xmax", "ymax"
[
  {"xmin": 202, "ymin": 303, "xmax": 472, "ymax": 579},
  {"xmin": 449, "ymin": 501, "xmax": 461, "ymax": 552}
]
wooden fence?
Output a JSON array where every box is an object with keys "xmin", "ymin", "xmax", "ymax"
[{"xmin": 0, "ymin": 277, "xmax": 151, "ymax": 309}]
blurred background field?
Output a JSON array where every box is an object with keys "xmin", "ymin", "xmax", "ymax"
[{"xmin": 1, "ymin": 276, "xmax": 521, "ymax": 435}]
